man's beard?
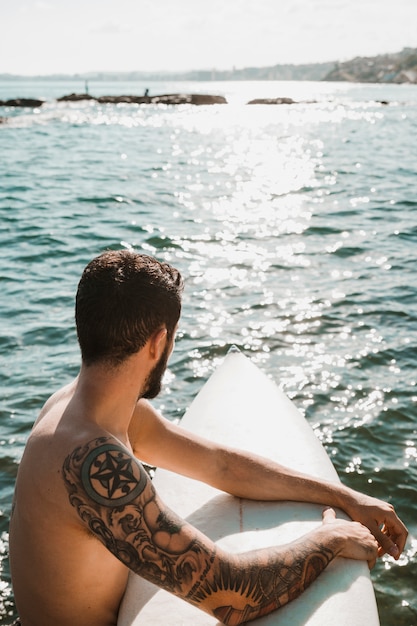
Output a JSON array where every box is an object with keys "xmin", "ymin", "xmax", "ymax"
[{"xmin": 142, "ymin": 342, "xmax": 171, "ymax": 399}]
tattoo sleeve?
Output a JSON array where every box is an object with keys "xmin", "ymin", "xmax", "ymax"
[
  {"xmin": 63, "ymin": 438, "xmax": 335, "ymax": 625},
  {"xmin": 62, "ymin": 437, "xmax": 217, "ymax": 595}
]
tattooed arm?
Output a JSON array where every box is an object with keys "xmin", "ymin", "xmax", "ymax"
[
  {"xmin": 62, "ymin": 437, "xmax": 378, "ymax": 626},
  {"xmin": 130, "ymin": 400, "xmax": 408, "ymax": 560}
]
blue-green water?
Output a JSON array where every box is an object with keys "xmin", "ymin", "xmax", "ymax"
[{"xmin": 1, "ymin": 79, "xmax": 416, "ymax": 624}]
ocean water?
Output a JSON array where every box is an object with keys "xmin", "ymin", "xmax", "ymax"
[{"xmin": 0, "ymin": 79, "xmax": 416, "ymax": 624}]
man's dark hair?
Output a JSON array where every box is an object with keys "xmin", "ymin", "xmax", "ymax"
[{"xmin": 75, "ymin": 250, "xmax": 183, "ymax": 367}]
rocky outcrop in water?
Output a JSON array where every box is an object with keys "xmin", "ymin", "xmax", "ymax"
[
  {"xmin": 57, "ymin": 93, "xmax": 227, "ymax": 105},
  {"xmin": 0, "ymin": 98, "xmax": 44, "ymax": 107},
  {"xmin": 247, "ymin": 97, "xmax": 321, "ymax": 105},
  {"xmin": 56, "ymin": 93, "xmax": 96, "ymax": 102},
  {"xmin": 247, "ymin": 97, "xmax": 296, "ymax": 105}
]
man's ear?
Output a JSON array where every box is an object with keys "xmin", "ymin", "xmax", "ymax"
[{"xmin": 148, "ymin": 327, "xmax": 167, "ymax": 360}]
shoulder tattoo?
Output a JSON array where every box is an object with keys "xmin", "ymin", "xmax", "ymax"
[
  {"xmin": 63, "ymin": 437, "xmax": 148, "ymax": 504},
  {"xmin": 81, "ymin": 442, "xmax": 148, "ymax": 506}
]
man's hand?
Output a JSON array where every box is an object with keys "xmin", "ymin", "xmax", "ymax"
[
  {"xmin": 343, "ymin": 493, "xmax": 408, "ymax": 560},
  {"xmin": 321, "ymin": 508, "xmax": 379, "ymax": 569}
]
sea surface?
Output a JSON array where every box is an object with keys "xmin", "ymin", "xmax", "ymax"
[{"xmin": 0, "ymin": 79, "xmax": 416, "ymax": 625}]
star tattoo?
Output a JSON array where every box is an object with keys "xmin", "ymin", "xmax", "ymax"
[{"xmin": 81, "ymin": 444, "xmax": 147, "ymax": 506}]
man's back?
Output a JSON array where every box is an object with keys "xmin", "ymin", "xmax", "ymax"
[{"xmin": 9, "ymin": 383, "xmax": 129, "ymax": 626}]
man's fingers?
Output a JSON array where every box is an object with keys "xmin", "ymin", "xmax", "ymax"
[
  {"xmin": 320, "ymin": 507, "xmax": 403, "ymax": 562},
  {"xmin": 322, "ymin": 507, "xmax": 336, "ymax": 522},
  {"xmin": 371, "ymin": 524, "xmax": 400, "ymax": 560}
]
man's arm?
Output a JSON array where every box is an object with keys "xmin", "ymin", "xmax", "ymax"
[
  {"xmin": 62, "ymin": 437, "xmax": 378, "ymax": 625},
  {"xmin": 129, "ymin": 400, "xmax": 408, "ymax": 560}
]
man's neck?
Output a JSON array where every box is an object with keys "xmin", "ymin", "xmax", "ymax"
[{"xmin": 71, "ymin": 356, "xmax": 149, "ymax": 440}]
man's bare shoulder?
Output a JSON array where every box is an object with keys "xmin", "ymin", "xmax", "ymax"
[{"xmin": 33, "ymin": 377, "xmax": 78, "ymax": 428}]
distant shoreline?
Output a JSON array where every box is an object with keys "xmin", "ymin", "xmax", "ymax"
[{"xmin": 1, "ymin": 46, "xmax": 417, "ymax": 84}]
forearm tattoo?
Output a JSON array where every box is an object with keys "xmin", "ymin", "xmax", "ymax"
[
  {"xmin": 209, "ymin": 545, "xmax": 334, "ymax": 625},
  {"xmin": 63, "ymin": 437, "xmax": 335, "ymax": 624}
]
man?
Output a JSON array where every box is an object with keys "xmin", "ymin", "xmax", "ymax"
[{"xmin": 10, "ymin": 250, "xmax": 407, "ymax": 626}]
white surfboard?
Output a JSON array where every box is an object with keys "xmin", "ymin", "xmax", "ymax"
[{"xmin": 118, "ymin": 348, "xmax": 380, "ymax": 625}]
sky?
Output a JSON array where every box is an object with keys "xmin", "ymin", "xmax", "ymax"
[{"xmin": 1, "ymin": 0, "xmax": 417, "ymax": 76}]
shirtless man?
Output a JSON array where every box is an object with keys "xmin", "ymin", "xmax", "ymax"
[{"xmin": 9, "ymin": 250, "xmax": 407, "ymax": 626}]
